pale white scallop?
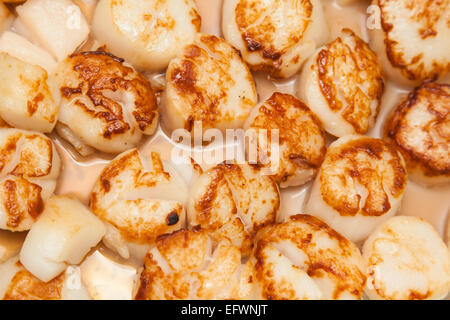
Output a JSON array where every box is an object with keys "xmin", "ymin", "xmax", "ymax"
[
  {"xmin": 92, "ymin": 0, "xmax": 201, "ymax": 71},
  {"xmin": 0, "ymin": 256, "xmax": 91, "ymax": 300},
  {"xmin": 363, "ymin": 216, "xmax": 450, "ymax": 300},
  {"xmin": 53, "ymin": 50, "xmax": 159, "ymax": 154},
  {"xmin": 187, "ymin": 162, "xmax": 280, "ymax": 256},
  {"xmin": 0, "ymin": 31, "xmax": 57, "ymax": 73},
  {"xmin": 243, "ymin": 92, "xmax": 327, "ymax": 187},
  {"xmin": 305, "ymin": 135, "xmax": 408, "ymax": 243},
  {"xmin": 16, "ymin": 0, "xmax": 90, "ymax": 61},
  {"xmin": 368, "ymin": 0, "xmax": 450, "ymax": 86},
  {"xmin": 19, "ymin": 196, "xmax": 105, "ymax": 282},
  {"xmin": 0, "ymin": 53, "xmax": 58, "ymax": 133},
  {"xmin": 90, "ymin": 149, "xmax": 188, "ymax": 261},
  {"xmin": 135, "ymin": 228, "xmax": 253, "ymax": 300},
  {"xmin": 247, "ymin": 214, "xmax": 366, "ymax": 300},
  {"xmin": 297, "ymin": 28, "xmax": 384, "ymax": 137},
  {"xmin": 0, "ymin": 3, "xmax": 13, "ymax": 34},
  {"xmin": 163, "ymin": 33, "xmax": 257, "ymax": 133},
  {"xmin": 0, "ymin": 128, "xmax": 61, "ymax": 232},
  {"xmin": 222, "ymin": 0, "xmax": 328, "ymax": 78}
]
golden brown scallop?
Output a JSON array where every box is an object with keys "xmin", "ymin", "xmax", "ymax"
[
  {"xmin": 54, "ymin": 50, "xmax": 159, "ymax": 154},
  {"xmin": 368, "ymin": 0, "xmax": 450, "ymax": 85},
  {"xmin": 248, "ymin": 214, "xmax": 366, "ymax": 300},
  {"xmin": 306, "ymin": 135, "xmax": 408, "ymax": 243},
  {"xmin": 385, "ymin": 82, "xmax": 450, "ymax": 186},
  {"xmin": 187, "ymin": 162, "xmax": 279, "ymax": 256},
  {"xmin": 135, "ymin": 228, "xmax": 253, "ymax": 300},
  {"xmin": 90, "ymin": 149, "xmax": 188, "ymax": 260},
  {"xmin": 222, "ymin": 0, "xmax": 329, "ymax": 78},
  {"xmin": 163, "ymin": 33, "xmax": 257, "ymax": 133},
  {"xmin": 0, "ymin": 128, "xmax": 61, "ymax": 232},
  {"xmin": 363, "ymin": 216, "xmax": 450, "ymax": 300},
  {"xmin": 243, "ymin": 92, "xmax": 327, "ymax": 187},
  {"xmin": 297, "ymin": 28, "xmax": 384, "ymax": 137}
]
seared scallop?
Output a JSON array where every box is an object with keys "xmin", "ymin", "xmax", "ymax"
[
  {"xmin": 92, "ymin": 0, "xmax": 201, "ymax": 71},
  {"xmin": 297, "ymin": 28, "xmax": 384, "ymax": 137},
  {"xmin": 0, "ymin": 256, "xmax": 91, "ymax": 300},
  {"xmin": 363, "ymin": 216, "xmax": 450, "ymax": 300},
  {"xmin": 243, "ymin": 92, "xmax": 327, "ymax": 187},
  {"xmin": 16, "ymin": 0, "xmax": 90, "ymax": 61},
  {"xmin": 163, "ymin": 34, "xmax": 257, "ymax": 133},
  {"xmin": 20, "ymin": 196, "xmax": 105, "ymax": 282},
  {"xmin": 222, "ymin": 0, "xmax": 328, "ymax": 78},
  {"xmin": 0, "ymin": 128, "xmax": 61, "ymax": 232},
  {"xmin": 187, "ymin": 162, "xmax": 279, "ymax": 256},
  {"xmin": 248, "ymin": 214, "xmax": 366, "ymax": 300},
  {"xmin": 54, "ymin": 50, "xmax": 159, "ymax": 154},
  {"xmin": 305, "ymin": 135, "xmax": 408, "ymax": 243},
  {"xmin": 0, "ymin": 53, "xmax": 58, "ymax": 133},
  {"xmin": 135, "ymin": 228, "xmax": 253, "ymax": 300},
  {"xmin": 90, "ymin": 149, "xmax": 188, "ymax": 260},
  {"xmin": 368, "ymin": 0, "xmax": 450, "ymax": 85},
  {"xmin": 385, "ymin": 82, "xmax": 450, "ymax": 186}
]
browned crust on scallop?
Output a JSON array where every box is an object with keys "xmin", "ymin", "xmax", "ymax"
[
  {"xmin": 378, "ymin": 0, "xmax": 450, "ymax": 81},
  {"xmin": 59, "ymin": 49, "xmax": 158, "ymax": 138},
  {"xmin": 248, "ymin": 92, "xmax": 327, "ymax": 183},
  {"xmin": 317, "ymin": 29, "xmax": 384, "ymax": 133},
  {"xmin": 3, "ymin": 263, "xmax": 64, "ymax": 300},
  {"xmin": 234, "ymin": 0, "xmax": 312, "ymax": 74},
  {"xmin": 168, "ymin": 34, "xmax": 255, "ymax": 131},
  {"xmin": 321, "ymin": 137, "xmax": 407, "ymax": 216},
  {"xmin": 386, "ymin": 82, "xmax": 450, "ymax": 178},
  {"xmin": 254, "ymin": 214, "xmax": 366, "ymax": 300}
]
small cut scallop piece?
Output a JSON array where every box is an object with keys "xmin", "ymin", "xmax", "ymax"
[
  {"xmin": 297, "ymin": 29, "xmax": 384, "ymax": 137},
  {"xmin": 0, "ymin": 256, "xmax": 91, "ymax": 300},
  {"xmin": 363, "ymin": 216, "xmax": 450, "ymax": 300},
  {"xmin": 0, "ymin": 53, "xmax": 58, "ymax": 133},
  {"xmin": 0, "ymin": 128, "xmax": 61, "ymax": 232},
  {"xmin": 187, "ymin": 162, "xmax": 279, "ymax": 256},
  {"xmin": 368, "ymin": 0, "xmax": 450, "ymax": 86},
  {"xmin": 0, "ymin": 31, "xmax": 57, "ymax": 73},
  {"xmin": 249, "ymin": 214, "xmax": 366, "ymax": 300},
  {"xmin": 54, "ymin": 50, "xmax": 159, "ymax": 154},
  {"xmin": 0, "ymin": 3, "xmax": 13, "ymax": 34},
  {"xmin": 16, "ymin": 0, "xmax": 90, "ymax": 61},
  {"xmin": 305, "ymin": 135, "xmax": 408, "ymax": 243},
  {"xmin": 135, "ymin": 229, "xmax": 253, "ymax": 300},
  {"xmin": 90, "ymin": 149, "xmax": 188, "ymax": 260},
  {"xmin": 92, "ymin": 0, "xmax": 201, "ymax": 71},
  {"xmin": 385, "ymin": 82, "xmax": 450, "ymax": 186},
  {"xmin": 163, "ymin": 34, "xmax": 257, "ymax": 133},
  {"xmin": 244, "ymin": 92, "xmax": 327, "ymax": 187},
  {"xmin": 19, "ymin": 196, "xmax": 105, "ymax": 282},
  {"xmin": 222, "ymin": 0, "xmax": 328, "ymax": 78}
]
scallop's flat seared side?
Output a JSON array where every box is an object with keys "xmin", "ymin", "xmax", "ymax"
[
  {"xmin": 0, "ymin": 129, "xmax": 60, "ymax": 232},
  {"xmin": 306, "ymin": 135, "xmax": 407, "ymax": 243},
  {"xmin": 385, "ymin": 82, "xmax": 450, "ymax": 186},
  {"xmin": 163, "ymin": 34, "xmax": 257, "ymax": 133},
  {"xmin": 92, "ymin": 0, "xmax": 201, "ymax": 71},
  {"xmin": 135, "ymin": 229, "xmax": 253, "ymax": 300},
  {"xmin": 298, "ymin": 29, "xmax": 384, "ymax": 137},
  {"xmin": 222, "ymin": 0, "xmax": 328, "ymax": 78},
  {"xmin": 187, "ymin": 162, "xmax": 279, "ymax": 256},
  {"xmin": 369, "ymin": 0, "xmax": 450, "ymax": 85},
  {"xmin": 249, "ymin": 214, "xmax": 366, "ymax": 300},
  {"xmin": 0, "ymin": 53, "xmax": 58, "ymax": 133},
  {"xmin": 244, "ymin": 92, "xmax": 326, "ymax": 188},
  {"xmin": 91, "ymin": 149, "xmax": 188, "ymax": 259},
  {"xmin": 54, "ymin": 50, "xmax": 159, "ymax": 154},
  {"xmin": 363, "ymin": 216, "xmax": 450, "ymax": 300}
]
